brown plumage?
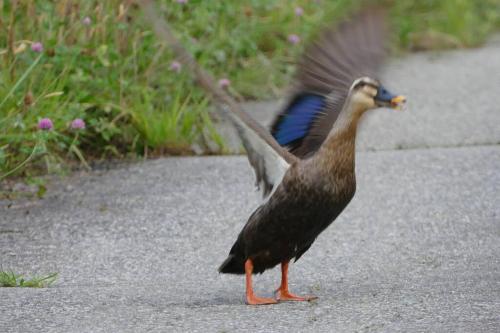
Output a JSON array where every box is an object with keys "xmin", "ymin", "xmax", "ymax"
[
  {"xmin": 141, "ymin": 1, "xmax": 405, "ymax": 305},
  {"xmin": 219, "ymin": 93, "xmax": 364, "ymax": 275},
  {"xmin": 219, "ymin": 118, "xmax": 358, "ymax": 275}
]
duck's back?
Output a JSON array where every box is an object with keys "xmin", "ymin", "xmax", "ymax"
[{"xmin": 219, "ymin": 164, "xmax": 356, "ymax": 274}]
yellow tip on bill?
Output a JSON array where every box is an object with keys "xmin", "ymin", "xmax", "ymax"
[{"xmin": 391, "ymin": 95, "xmax": 406, "ymax": 110}]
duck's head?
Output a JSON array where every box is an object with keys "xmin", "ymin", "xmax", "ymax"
[{"xmin": 349, "ymin": 77, "xmax": 406, "ymax": 111}]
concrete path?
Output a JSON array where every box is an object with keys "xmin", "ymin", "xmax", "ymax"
[{"xmin": 1, "ymin": 40, "xmax": 500, "ymax": 332}]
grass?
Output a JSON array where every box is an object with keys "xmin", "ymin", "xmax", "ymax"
[
  {"xmin": 0, "ymin": 271, "xmax": 58, "ymax": 288},
  {"xmin": 0, "ymin": 0, "xmax": 499, "ymax": 181}
]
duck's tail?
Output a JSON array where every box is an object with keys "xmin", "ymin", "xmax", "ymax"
[
  {"xmin": 218, "ymin": 239, "xmax": 246, "ymax": 274},
  {"xmin": 218, "ymin": 254, "xmax": 245, "ymax": 274}
]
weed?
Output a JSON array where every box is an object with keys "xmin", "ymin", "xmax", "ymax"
[{"xmin": 0, "ymin": 271, "xmax": 58, "ymax": 288}]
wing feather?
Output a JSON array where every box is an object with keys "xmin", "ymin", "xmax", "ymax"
[
  {"xmin": 224, "ymin": 107, "xmax": 295, "ymax": 197},
  {"xmin": 140, "ymin": 0, "xmax": 297, "ymax": 198},
  {"xmin": 272, "ymin": 8, "xmax": 389, "ymax": 157}
]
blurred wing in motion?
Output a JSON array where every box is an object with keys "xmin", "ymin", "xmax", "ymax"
[
  {"xmin": 223, "ymin": 106, "xmax": 296, "ymax": 198},
  {"xmin": 140, "ymin": 0, "xmax": 298, "ymax": 198},
  {"xmin": 271, "ymin": 8, "xmax": 389, "ymax": 157}
]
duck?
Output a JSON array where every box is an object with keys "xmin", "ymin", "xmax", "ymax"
[{"xmin": 141, "ymin": 3, "xmax": 406, "ymax": 305}]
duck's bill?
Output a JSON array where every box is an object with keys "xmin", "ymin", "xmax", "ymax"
[
  {"xmin": 375, "ymin": 85, "xmax": 406, "ymax": 110},
  {"xmin": 390, "ymin": 95, "xmax": 407, "ymax": 110}
]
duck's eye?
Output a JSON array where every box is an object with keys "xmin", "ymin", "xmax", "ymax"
[{"xmin": 356, "ymin": 82, "xmax": 366, "ymax": 89}]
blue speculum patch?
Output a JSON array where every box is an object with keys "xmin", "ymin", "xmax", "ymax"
[{"xmin": 274, "ymin": 94, "xmax": 326, "ymax": 146}]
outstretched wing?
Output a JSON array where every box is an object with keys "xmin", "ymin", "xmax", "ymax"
[
  {"xmin": 141, "ymin": 1, "xmax": 298, "ymax": 198},
  {"xmin": 271, "ymin": 8, "xmax": 388, "ymax": 157},
  {"xmin": 221, "ymin": 104, "xmax": 297, "ymax": 197}
]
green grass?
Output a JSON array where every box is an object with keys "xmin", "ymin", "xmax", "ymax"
[
  {"xmin": 0, "ymin": 271, "xmax": 58, "ymax": 288},
  {"xmin": 0, "ymin": 0, "xmax": 499, "ymax": 181},
  {"xmin": 391, "ymin": 0, "xmax": 500, "ymax": 50}
]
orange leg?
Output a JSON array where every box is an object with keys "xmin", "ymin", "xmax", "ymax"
[
  {"xmin": 275, "ymin": 260, "xmax": 317, "ymax": 302},
  {"xmin": 245, "ymin": 259, "xmax": 277, "ymax": 305}
]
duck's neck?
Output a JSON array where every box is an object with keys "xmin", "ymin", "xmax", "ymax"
[{"xmin": 315, "ymin": 100, "xmax": 365, "ymax": 172}]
